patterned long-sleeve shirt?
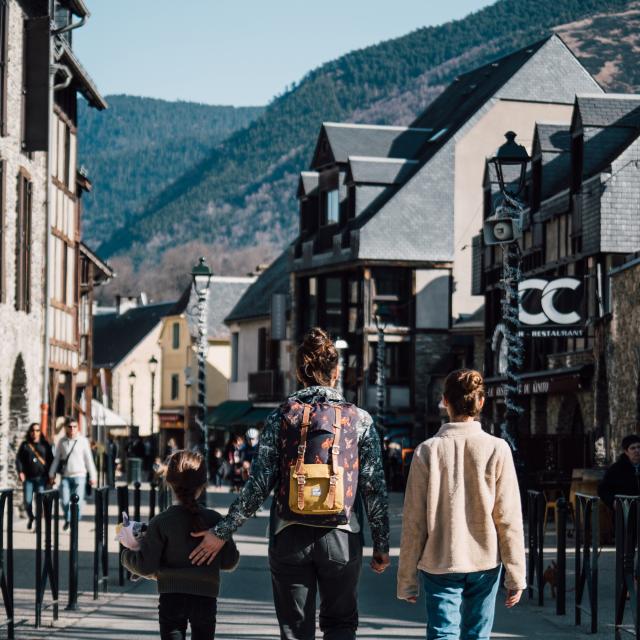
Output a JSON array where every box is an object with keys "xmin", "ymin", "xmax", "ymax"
[{"xmin": 212, "ymin": 386, "xmax": 390, "ymax": 552}]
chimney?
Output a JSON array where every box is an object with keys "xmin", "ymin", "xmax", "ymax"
[{"xmin": 115, "ymin": 295, "xmax": 139, "ymax": 315}]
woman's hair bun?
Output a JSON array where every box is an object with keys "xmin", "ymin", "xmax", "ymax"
[
  {"xmin": 296, "ymin": 327, "xmax": 339, "ymax": 387},
  {"xmin": 443, "ymin": 368, "xmax": 485, "ymax": 418}
]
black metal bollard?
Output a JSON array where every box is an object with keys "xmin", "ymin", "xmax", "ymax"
[
  {"xmin": 149, "ymin": 483, "xmax": 157, "ymax": 520},
  {"xmin": 93, "ymin": 487, "xmax": 109, "ymax": 600},
  {"xmin": 556, "ymin": 497, "xmax": 567, "ymax": 616},
  {"xmin": 575, "ymin": 493, "xmax": 599, "ymax": 634},
  {"xmin": 35, "ymin": 489, "xmax": 59, "ymax": 628},
  {"xmin": 117, "ymin": 486, "xmax": 129, "ymax": 586},
  {"xmin": 65, "ymin": 495, "xmax": 79, "ymax": 611},
  {"xmin": 133, "ymin": 481, "xmax": 141, "ymax": 522},
  {"xmin": 0, "ymin": 489, "xmax": 15, "ymax": 639},
  {"xmin": 527, "ymin": 490, "xmax": 545, "ymax": 606},
  {"xmin": 614, "ymin": 495, "xmax": 640, "ymax": 637}
]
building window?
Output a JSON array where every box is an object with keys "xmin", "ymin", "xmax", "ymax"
[
  {"xmin": 323, "ymin": 189, "xmax": 339, "ymax": 225},
  {"xmin": 15, "ymin": 171, "xmax": 32, "ymax": 312},
  {"xmin": 172, "ymin": 322, "xmax": 180, "ymax": 349},
  {"xmin": 170, "ymin": 374, "xmax": 180, "ymax": 400},
  {"xmin": 368, "ymin": 342, "xmax": 411, "ymax": 385},
  {"xmin": 231, "ymin": 332, "xmax": 239, "ymax": 382}
]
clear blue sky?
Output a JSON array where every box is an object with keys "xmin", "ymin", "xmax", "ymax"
[{"xmin": 74, "ymin": 1, "xmax": 495, "ymax": 107}]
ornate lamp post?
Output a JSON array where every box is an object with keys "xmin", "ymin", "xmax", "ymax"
[
  {"xmin": 128, "ymin": 371, "xmax": 136, "ymax": 432},
  {"xmin": 334, "ymin": 338, "xmax": 348, "ymax": 397},
  {"xmin": 486, "ymin": 131, "xmax": 530, "ymax": 454},
  {"xmin": 148, "ymin": 355, "xmax": 158, "ymax": 458},
  {"xmin": 191, "ymin": 257, "xmax": 213, "ymax": 483}
]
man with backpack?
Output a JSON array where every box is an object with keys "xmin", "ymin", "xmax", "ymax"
[{"xmin": 190, "ymin": 328, "xmax": 390, "ymax": 640}]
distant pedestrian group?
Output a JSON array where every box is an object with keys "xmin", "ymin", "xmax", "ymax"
[{"xmin": 117, "ymin": 327, "xmax": 526, "ymax": 640}]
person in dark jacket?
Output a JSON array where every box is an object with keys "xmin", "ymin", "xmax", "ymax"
[
  {"xmin": 16, "ymin": 423, "xmax": 53, "ymax": 529},
  {"xmin": 598, "ymin": 434, "xmax": 640, "ymax": 509}
]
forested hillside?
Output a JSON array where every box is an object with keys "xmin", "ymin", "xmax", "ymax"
[
  {"xmin": 87, "ymin": 0, "xmax": 640, "ymax": 301},
  {"xmin": 78, "ymin": 96, "xmax": 263, "ymax": 246}
]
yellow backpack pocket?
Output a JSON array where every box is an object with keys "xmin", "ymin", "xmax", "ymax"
[{"xmin": 288, "ymin": 464, "xmax": 344, "ymax": 515}]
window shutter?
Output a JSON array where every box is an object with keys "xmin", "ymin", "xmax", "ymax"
[{"xmin": 23, "ymin": 17, "xmax": 50, "ymax": 152}]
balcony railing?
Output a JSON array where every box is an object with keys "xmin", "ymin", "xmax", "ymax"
[{"xmin": 248, "ymin": 370, "xmax": 283, "ymax": 401}]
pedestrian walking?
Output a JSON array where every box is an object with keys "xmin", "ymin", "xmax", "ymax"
[
  {"xmin": 15, "ymin": 423, "xmax": 53, "ymax": 529},
  {"xmin": 397, "ymin": 369, "xmax": 526, "ymax": 640},
  {"xmin": 189, "ymin": 327, "xmax": 390, "ymax": 640},
  {"xmin": 598, "ymin": 434, "xmax": 640, "ymax": 509},
  {"xmin": 121, "ymin": 450, "xmax": 239, "ymax": 640},
  {"xmin": 48, "ymin": 416, "xmax": 98, "ymax": 530}
]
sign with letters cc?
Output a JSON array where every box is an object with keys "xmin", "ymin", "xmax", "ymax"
[{"xmin": 518, "ymin": 277, "xmax": 585, "ymax": 337}]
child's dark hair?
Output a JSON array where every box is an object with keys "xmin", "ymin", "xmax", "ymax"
[
  {"xmin": 165, "ymin": 450, "xmax": 207, "ymax": 531},
  {"xmin": 443, "ymin": 369, "xmax": 485, "ymax": 418},
  {"xmin": 296, "ymin": 327, "xmax": 339, "ymax": 387}
]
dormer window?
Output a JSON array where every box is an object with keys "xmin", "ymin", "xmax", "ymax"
[{"xmin": 323, "ymin": 189, "xmax": 339, "ymax": 225}]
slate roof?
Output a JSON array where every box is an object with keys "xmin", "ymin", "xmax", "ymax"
[
  {"xmin": 346, "ymin": 156, "xmax": 418, "ymax": 185},
  {"xmin": 225, "ymin": 251, "xmax": 290, "ymax": 323},
  {"xmin": 532, "ymin": 123, "xmax": 572, "ymax": 199},
  {"xmin": 534, "ymin": 123, "xmax": 571, "ymax": 154},
  {"xmin": 185, "ymin": 277, "xmax": 255, "ymax": 340},
  {"xmin": 297, "ymin": 171, "xmax": 319, "ymax": 198},
  {"xmin": 575, "ymin": 94, "xmax": 640, "ymax": 129},
  {"xmin": 59, "ymin": 40, "xmax": 107, "ymax": 110},
  {"xmin": 313, "ymin": 123, "xmax": 432, "ymax": 167},
  {"xmin": 93, "ymin": 302, "xmax": 175, "ymax": 368}
]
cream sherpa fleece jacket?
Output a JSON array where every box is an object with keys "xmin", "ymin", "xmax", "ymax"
[{"xmin": 397, "ymin": 421, "xmax": 526, "ymax": 598}]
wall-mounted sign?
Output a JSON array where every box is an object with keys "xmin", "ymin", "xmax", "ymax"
[{"xmin": 518, "ymin": 277, "xmax": 585, "ymax": 337}]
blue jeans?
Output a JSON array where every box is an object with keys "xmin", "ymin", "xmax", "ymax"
[
  {"xmin": 61, "ymin": 476, "xmax": 86, "ymax": 524},
  {"xmin": 23, "ymin": 477, "xmax": 46, "ymax": 519},
  {"xmin": 421, "ymin": 566, "xmax": 501, "ymax": 640}
]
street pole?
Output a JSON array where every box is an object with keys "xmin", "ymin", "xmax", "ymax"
[
  {"xmin": 335, "ymin": 339, "xmax": 348, "ymax": 397},
  {"xmin": 150, "ymin": 370, "xmax": 155, "ymax": 459},
  {"xmin": 195, "ymin": 287, "xmax": 209, "ymax": 482},
  {"xmin": 374, "ymin": 316, "xmax": 386, "ymax": 435},
  {"xmin": 128, "ymin": 372, "xmax": 136, "ymax": 432}
]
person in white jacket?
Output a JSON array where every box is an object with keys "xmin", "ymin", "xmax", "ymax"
[{"xmin": 49, "ymin": 417, "xmax": 97, "ymax": 530}]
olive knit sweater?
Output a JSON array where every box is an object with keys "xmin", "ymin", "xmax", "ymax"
[{"xmin": 121, "ymin": 504, "xmax": 239, "ymax": 598}]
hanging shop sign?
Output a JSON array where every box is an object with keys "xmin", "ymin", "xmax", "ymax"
[{"xmin": 518, "ymin": 277, "xmax": 585, "ymax": 337}]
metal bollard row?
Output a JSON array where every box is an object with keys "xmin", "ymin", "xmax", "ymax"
[
  {"xmin": 527, "ymin": 490, "xmax": 545, "ymax": 606},
  {"xmin": 94, "ymin": 487, "xmax": 110, "ymax": 600},
  {"xmin": 35, "ymin": 489, "xmax": 59, "ymax": 628},
  {"xmin": 575, "ymin": 493, "xmax": 599, "ymax": 634}
]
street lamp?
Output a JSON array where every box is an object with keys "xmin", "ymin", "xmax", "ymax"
[
  {"xmin": 486, "ymin": 131, "xmax": 530, "ymax": 455},
  {"xmin": 148, "ymin": 355, "xmax": 158, "ymax": 459},
  {"xmin": 128, "ymin": 371, "xmax": 136, "ymax": 432},
  {"xmin": 191, "ymin": 257, "xmax": 213, "ymax": 483},
  {"xmin": 335, "ymin": 338, "xmax": 348, "ymax": 397}
]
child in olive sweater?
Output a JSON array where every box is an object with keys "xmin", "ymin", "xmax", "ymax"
[{"xmin": 121, "ymin": 450, "xmax": 239, "ymax": 640}]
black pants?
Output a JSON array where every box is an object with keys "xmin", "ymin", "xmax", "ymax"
[
  {"xmin": 269, "ymin": 525, "xmax": 363, "ymax": 640},
  {"xmin": 158, "ymin": 593, "xmax": 217, "ymax": 640}
]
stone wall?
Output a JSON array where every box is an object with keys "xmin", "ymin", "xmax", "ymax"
[
  {"xmin": 607, "ymin": 259, "xmax": 640, "ymax": 459},
  {"xmin": 0, "ymin": 1, "xmax": 48, "ymax": 485}
]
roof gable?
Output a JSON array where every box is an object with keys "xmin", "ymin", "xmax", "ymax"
[
  {"xmin": 225, "ymin": 251, "xmax": 290, "ymax": 324},
  {"xmin": 310, "ymin": 123, "xmax": 431, "ymax": 169}
]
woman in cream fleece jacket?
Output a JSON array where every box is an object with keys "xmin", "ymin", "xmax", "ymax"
[{"xmin": 397, "ymin": 369, "xmax": 526, "ymax": 640}]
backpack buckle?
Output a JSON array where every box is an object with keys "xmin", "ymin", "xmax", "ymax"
[
  {"xmin": 297, "ymin": 444, "xmax": 306, "ymax": 456},
  {"xmin": 329, "ymin": 475, "xmax": 338, "ymax": 485},
  {"xmin": 331, "ymin": 445, "xmax": 340, "ymax": 455},
  {"xmin": 297, "ymin": 475, "xmax": 306, "ymax": 485}
]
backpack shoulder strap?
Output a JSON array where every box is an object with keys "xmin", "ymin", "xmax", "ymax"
[
  {"xmin": 294, "ymin": 404, "xmax": 312, "ymax": 510},
  {"xmin": 326, "ymin": 406, "xmax": 342, "ymax": 509}
]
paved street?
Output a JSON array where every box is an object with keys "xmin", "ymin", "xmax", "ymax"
[{"xmin": 4, "ymin": 487, "xmax": 626, "ymax": 639}]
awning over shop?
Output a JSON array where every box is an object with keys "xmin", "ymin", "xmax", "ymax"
[
  {"xmin": 91, "ymin": 400, "xmax": 127, "ymax": 427},
  {"xmin": 230, "ymin": 407, "xmax": 274, "ymax": 428},
  {"xmin": 207, "ymin": 401, "xmax": 252, "ymax": 427}
]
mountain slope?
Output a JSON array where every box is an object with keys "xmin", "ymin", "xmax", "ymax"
[
  {"xmin": 96, "ymin": 0, "xmax": 630, "ymax": 266},
  {"xmin": 78, "ymin": 96, "xmax": 264, "ymax": 246}
]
